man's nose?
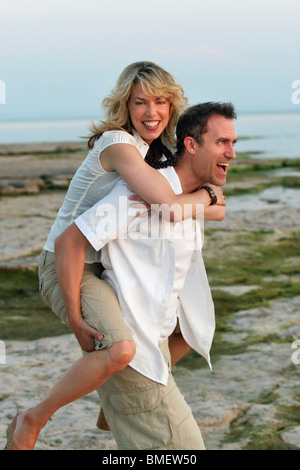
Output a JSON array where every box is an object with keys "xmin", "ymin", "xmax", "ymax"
[{"xmin": 227, "ymin": 144, "xmax": 236, "ymax": 160}]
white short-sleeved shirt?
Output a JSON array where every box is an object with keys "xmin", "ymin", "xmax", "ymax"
[
  {"xmin": 44, "ymin": 129, "xmax": 149, "ymax": 263},
  {"xmin": 75, "ymin": 166, "xmax": 215, "ymax": 385}
]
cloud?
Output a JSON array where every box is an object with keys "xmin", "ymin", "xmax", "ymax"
[
  {"xmin": 153, "ymin": 43, "xmax": 228, "ymax": 61},
  {"xmin": 193, "ymin": 44, "xmax": 228, "ymax": 60}
]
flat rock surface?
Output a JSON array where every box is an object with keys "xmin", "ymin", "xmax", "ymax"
[{"xmin": 0, "ymin": 145, "xmax": 299, "ymax": 450}]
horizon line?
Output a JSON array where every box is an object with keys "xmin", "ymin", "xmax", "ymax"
[{"xmin": 0, "ymin": 109, "xmax": 299, "ymax": 124}]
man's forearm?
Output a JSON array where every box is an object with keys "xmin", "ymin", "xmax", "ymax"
[
  {"xmin": 54, "ymin": 223, "xmax": 90, "ymax": 329},
  {"xmin": 169, "ymin": 331, "xmax": 191, "ymax": 366}
]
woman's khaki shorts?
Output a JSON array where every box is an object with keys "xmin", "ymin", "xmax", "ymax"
[{"xmin": 38, "ymin": 250, "xmax": 133, "ymax": 350}]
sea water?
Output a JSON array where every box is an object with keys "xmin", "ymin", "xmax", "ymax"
[
  {"xmin": 234, "ymin": 112, "xmax": 300, "ymax": 159},
  {"xmin": 0, "ymin": 112, "xmax": 299, "ymax": 159}
]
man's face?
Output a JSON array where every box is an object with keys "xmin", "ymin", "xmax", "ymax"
[{"xmin": 192, "ymin": 114, "xmax": 237, "ymax": 187}]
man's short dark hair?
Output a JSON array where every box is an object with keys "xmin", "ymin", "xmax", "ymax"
[{"xmin": 176, "ymin": 102, "xmax": 237, "ymax": 156}]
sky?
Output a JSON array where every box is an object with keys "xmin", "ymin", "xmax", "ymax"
[{"xmin": 0, "ymin": 0, "xmax": 300, "ymax": 121}]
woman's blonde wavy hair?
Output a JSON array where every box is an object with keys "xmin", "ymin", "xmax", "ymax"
[{"xmin": 87, "ymin": 61, "xmax": 188, "ymax": 149}]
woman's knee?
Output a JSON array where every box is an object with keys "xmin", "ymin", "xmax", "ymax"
[{"xmin": 108, "ymin": 340, "xmax": 136, "ymax": 373}]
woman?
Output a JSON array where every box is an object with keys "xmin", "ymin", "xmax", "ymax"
[{"xmin": 4, "ymin": 61, "xmax": 225, "ymax": 450}]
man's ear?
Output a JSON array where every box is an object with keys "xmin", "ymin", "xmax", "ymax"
[{"xmin": 183, "ymin": 136, "xmax": 197, "ymax": 155}]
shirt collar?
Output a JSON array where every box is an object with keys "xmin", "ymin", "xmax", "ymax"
[
  {"xmin": 131, "ymin": 128, "xmax": 149, "ymax": 159},
  {"xmin": 159, "ymin": 166, "xmax": 183, "ymax": 195}
]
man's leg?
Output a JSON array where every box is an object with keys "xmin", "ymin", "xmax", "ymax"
[{"xmin": 97, "ymin": 340, "xmax": 205, "ymax": 450}]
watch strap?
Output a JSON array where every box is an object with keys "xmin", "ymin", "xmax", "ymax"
[{"xmin": 199, "ymin": 185, "xmax": 218, "ymax": 205}]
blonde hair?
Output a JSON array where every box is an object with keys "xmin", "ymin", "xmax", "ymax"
[{"xmin": 88, "ymin": 61, "xmax": 188, "ymax": 149}]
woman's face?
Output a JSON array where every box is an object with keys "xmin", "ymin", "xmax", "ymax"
[{"xmin": 128, "ymin": 82, "xmax": 170, "ymax": 144}]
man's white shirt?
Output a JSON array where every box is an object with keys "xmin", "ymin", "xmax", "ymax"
[{"xmin": 75, "ymin": 166, "xmax": 215, "ymax": 385}]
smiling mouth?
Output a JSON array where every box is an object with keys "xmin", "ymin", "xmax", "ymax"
[
  {"xmin": 217, "ymin": 163, "xmax": 230, "ymax": 174},
  {"xmin": 143, "ymin": 121, "xmax": 160, "ymax": 129}
]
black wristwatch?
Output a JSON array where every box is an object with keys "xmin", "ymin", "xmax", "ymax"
[{"xmin": 199, "ymin": 185, "xmax": 217, "ymax": 205}]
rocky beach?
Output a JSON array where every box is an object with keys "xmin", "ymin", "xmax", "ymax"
[{"xmin": 0, "ymin": 142, "xmax": 299, "ymax": 450}]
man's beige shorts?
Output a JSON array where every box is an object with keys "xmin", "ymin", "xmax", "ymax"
[
  {"xmin": 98, "ymin": 340, "xmax": 205, "ymax": 450},
  {"xmin": 38, "ymin": 250, "xmax": 133, "ymax": 349}
]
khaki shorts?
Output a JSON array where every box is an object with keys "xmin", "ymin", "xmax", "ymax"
[
  {"xmin": 98, "ymin": 340, "xmax": 205, "ymax": 450},
  {"xmin": 38, "ymin": 250, "xmax": 133, "ymax": 350}
]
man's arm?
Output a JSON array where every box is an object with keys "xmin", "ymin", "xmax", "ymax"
[
  {"xmin": 55, "ymin": 179, "xmax": 134, "ymax": 324},
  {"xmin": 54, "ymin": 223, "xmax": 103, "ymax": 351},
  {"xmin": 55, "ymin": 223, "xmax": 89, "ymax": 328},
  {"xmin": 168, "ymin": 331, "xmax": 191, "ymax": 366},
  {"xmin": 54, "ymin": 182, "xmax": 135, "ymax": 351}
]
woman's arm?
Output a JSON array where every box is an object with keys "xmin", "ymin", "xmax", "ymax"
[
  {"xmin": 130, "ymin": 195, "xmax": 226, "ymax": 221},
  {"xmin": 204, "ymin": 204, "xmax": 226, "ymax": 221},
  {"xmin": 100, "ymin": 144, "xmax": 224, "ymax": 222}
]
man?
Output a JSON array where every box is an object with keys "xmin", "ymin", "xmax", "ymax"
[
  {"xmin": 54, "ymin": 101, "xmax": 237, "ymax": 450},
  {"xmin": 4, "ymin": 102, "xmax": 236, "ymax": 452}
]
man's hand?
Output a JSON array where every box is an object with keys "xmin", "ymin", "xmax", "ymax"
[
  {"xmin": 129, "ymin": 195, "xmax": 151, "ymax": 217},
  {"xmin": 71, "ymin": 318, "xmax": 104, "ymax": 353}
]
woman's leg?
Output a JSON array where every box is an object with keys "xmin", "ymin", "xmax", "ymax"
[
  {"xmin": 8, "ymin": 251, "xmax": 134, "ymax": 450},
  {"xmin": 11, "ymin": 339, "xmax": 135, "ymax": 449}
]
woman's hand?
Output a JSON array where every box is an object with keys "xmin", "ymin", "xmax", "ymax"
[{"xmin": 71, "ymin": 318, "xmax": 104, "ymax": 353}]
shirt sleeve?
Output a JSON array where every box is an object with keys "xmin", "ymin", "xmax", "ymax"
[
  {"xmin": 99, "ymin": 130, "xmax": 139, "ymax": 153},
  {"xmin": 74, "ymin": 180, "xmax": 137, "ymax": 251}
]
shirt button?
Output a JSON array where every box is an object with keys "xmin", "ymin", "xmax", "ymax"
[
  {"xmin": 169, "ymin": 269, "xmax": 173, "ymax": 274},
  {"xmin": 163, "ymin": 299, "xmax": 167, "ymax": 304}
]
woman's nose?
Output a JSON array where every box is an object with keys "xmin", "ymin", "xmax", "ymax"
[{"xmin": 145, "ymin": 102, "xmax": 156, "ymax": 117}]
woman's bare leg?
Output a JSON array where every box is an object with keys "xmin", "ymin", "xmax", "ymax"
[{"xmin": 10, "ymin": 340, "xmax": 135, "ymax": 450}]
